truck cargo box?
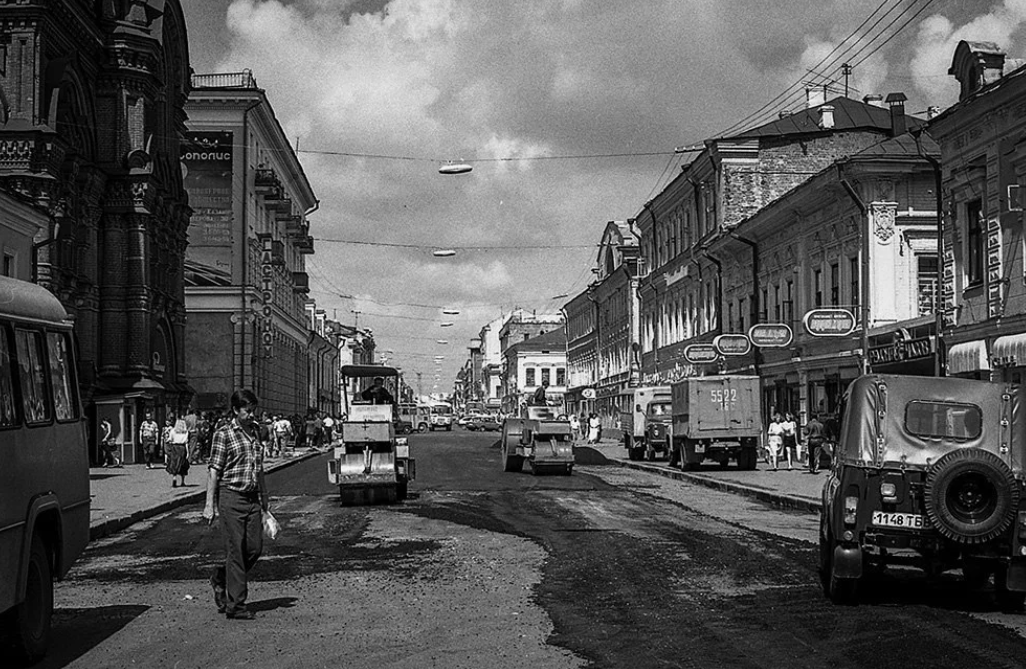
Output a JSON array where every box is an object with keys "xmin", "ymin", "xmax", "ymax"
[{"xmin": 671, "ymin": 375, "xmax": 761, "ymax": 440}]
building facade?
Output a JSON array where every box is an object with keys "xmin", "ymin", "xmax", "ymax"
[
  {"xmin": 930, "ymin": 41, "xmax": 1026, "ymax": 384},
  {"xmin": 637, "ymin": 91, "xmax": 924, "ymax": 389},
  {"xmin": 563, "ymin": 289, "xmax": 598, "ymax": 419},
  {"xmin": 710, "ymin": 114, "xmax": 940, "ymax": 423},
  {"xmin": 0, "ymin": 1, "xmax": 194, "ymax": 464},
  {"xmin": 0, "ymin": 193, "xmax": 46, "ymax": 281},
  {"xmin": 500, "ymin": 329, "xmax": 568, "ymax": 413},
  {"xmin": 182, "ymin": 70, "xmax": 318, "ymax": 416}
]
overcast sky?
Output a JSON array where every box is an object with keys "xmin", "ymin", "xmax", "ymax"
[{"xmin": 179, "ymin": 0, "xmax": 1026, "ymax": 391}]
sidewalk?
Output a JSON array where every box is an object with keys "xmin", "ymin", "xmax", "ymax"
[
  {"xmin": 579, "ymin": 438, "xmax": 824, "ymax": 514},
  {"xmin": 88, "ymin": 447, "xmax": 325, "ymax": 541}
]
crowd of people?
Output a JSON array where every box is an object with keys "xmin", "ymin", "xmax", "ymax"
[
  {"xmin": 765, "ymin": 411, "xmax": 836, "ymax": 474},
  {"xmin": 99, "ymin": 408, "xmax": 342, "ymax": 487}
]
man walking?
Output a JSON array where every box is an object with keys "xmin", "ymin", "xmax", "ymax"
[
  {"xmin": 203, "ymin": 389, "xmax": 268, "ymax": 620},
  {"xmin": 139, "ymin": 411, "xmax": 159, "ymax": 469},
  {"xmin": 803, "ymin": 413, "xmax": 827, "ymax": 474}
]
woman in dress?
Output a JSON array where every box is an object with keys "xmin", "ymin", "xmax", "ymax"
[
  {"xmin": 587, "ymin": 413, "xmax": 601, "ymax": 444},
  {"xmin": 780, "ymin": 412, "xmax": 798, "ymax": 471},
  {"xmin": 166, "ymin": 418, "xmax": 190, "ymax": 488},
  {"xmin": 766, "ymin": 413, "xmax": 784, "ymax": 472}
]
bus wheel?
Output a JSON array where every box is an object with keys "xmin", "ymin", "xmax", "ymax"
[{"xmin": 8, "ymin": 534, "xmax": 53, "ymax": 664}]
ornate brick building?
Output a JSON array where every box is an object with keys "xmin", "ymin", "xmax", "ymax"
[{"xmin": 0, "ymin": 1, "xmax": 193, "ymax": 463}]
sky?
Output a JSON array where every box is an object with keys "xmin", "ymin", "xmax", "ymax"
[{"xmin": 178, "ymin": 0, "xmax": 1026, "ymax": 393}]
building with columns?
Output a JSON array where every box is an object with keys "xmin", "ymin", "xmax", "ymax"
[
  {"xmin": 183, "ymin": 70, "xmax": 319, "ymax": 416},
  {"xmin": 0, "ymin": 1, "xmax": 194, "ymax": 464}
]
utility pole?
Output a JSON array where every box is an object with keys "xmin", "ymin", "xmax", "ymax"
[
  {"xmin": 841, "ymin": 63, "xmax": 852, "ymax": 98},
  {"xmin": 351, "ymin": 309, "xmax": 362, "ymax": 330}
]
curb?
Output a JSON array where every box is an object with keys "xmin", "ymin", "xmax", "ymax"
[
  {"xmin": 604, "ymin": 457, "xmax": 822, "ymax": 514},
  {"xmin": 88, "ymin": 449, "xmax": 326, "ymax": 541}
]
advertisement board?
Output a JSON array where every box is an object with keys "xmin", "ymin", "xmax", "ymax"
[{"xmin": 181, "ymin": 131, "xmax": 234, "ymax": 273}]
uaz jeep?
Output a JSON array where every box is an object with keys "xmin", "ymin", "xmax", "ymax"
[{"xmin": 820, "ymin": 374, "xmax": 1026, "ymax": 609}]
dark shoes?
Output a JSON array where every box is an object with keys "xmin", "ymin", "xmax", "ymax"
[
  {"xmin": 225, "ymin": 609, "xmax": 255, "ymax": 620},
  {"xmin": 210, "ymin": 576, "xmax": 226, "ymax": 614}
]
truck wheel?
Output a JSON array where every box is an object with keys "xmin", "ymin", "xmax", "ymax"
[
  {"xmin": 7, "ymin": 534, "xmax": 53, "ymax": 664},
  {"xmin": 925, "ymin": 448, "xmax": 1018, "ymax": 545},
  {"xmin": 418, "ymin": 423, "xmax": 428, "ymax": 432},
  {"xmin": 996, "ymin": 565, "xmax": 1026, "ymax": 612},
  {"xmin": 628, "ymin": 447, "xmax": 644, "ymax": 461},
  {"xmin": 396, "ymin": 479, "xmax": 408, "ymax": 501},
  {"xmin": 446, "ymin": 425, "xmax": 452, "ymax": 432}
]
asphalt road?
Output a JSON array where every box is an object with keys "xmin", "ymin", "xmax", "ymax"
[{"xmin": 34, "ymin": 429, "xmax": 1026, "ymax": 668}]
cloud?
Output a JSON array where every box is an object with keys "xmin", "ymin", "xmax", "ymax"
[{"xmin": 910, "ymin": 0, "xmax": 1026, "ymax": 105}]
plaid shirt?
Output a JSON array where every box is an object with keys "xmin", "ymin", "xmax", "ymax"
[{"xmin": 209, "ymin": 418, "xmax": 264, "ymax": 493}]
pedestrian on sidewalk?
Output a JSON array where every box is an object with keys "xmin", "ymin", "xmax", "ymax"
[
  {"xmin": 766, "ymin": 413, "xmax": 784, "ymax": 471},
  {"xmin": 569, "ymin": 414, "xmax": 581, "ymax": 441},
  {"xmin": 587, "ymin": 413, "xmax": 600, "ymax": 444},
  {"xmin": 803, "ymin": 413, "xmax": 827, "ymax": 474},
  {"xmin": 139, "ymin": 411, "xmax": 159, "ymax": 469},
  {"xmin": 166, "ymin": 418, "xmax": 190, "ymax": 487},
  {"xmin": 780, "ymin": 412, "xmax": 797, "ymax": 471},
  {"xmin": 203, "ymin": 389, "xmax": 268, "ymax": 621}
]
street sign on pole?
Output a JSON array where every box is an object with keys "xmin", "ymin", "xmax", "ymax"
[
  {"xmin": 747, "ymin": 323, "xmax": 794, "ymax": 348},
  {"xmin": 713, "ymin": 334, "xmax": 752, "ymax": 356},
  {"xmin": 683, "ymin": 343, "xmax": 718, "ymax": 364},
  {"xmin": 803, "ymin": 308, "xmax": 857, "ymax": 337}
]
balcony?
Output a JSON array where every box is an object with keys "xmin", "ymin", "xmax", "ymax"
[
  {"xmin": 271, "ymin": 240, "xmax": 286, "ymax": 266},
  {"xmin": 254, "ymin": 168, "xmax": 281, "ymax": 194},
  {"xmin": 296, "ymin": 235, "xmax": 315, "ymax": 254},
  {"xmin": 191, "ymin": 70, "xmax": 259, "ymax": 89},
  {"xmin": 293, "ymin": 271, "xmax": 310, "ymax": 294}
]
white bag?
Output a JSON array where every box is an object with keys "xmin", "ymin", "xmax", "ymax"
[{"xmin": 262, "ymin": 510, "xmax": 280, "ymax": 540}]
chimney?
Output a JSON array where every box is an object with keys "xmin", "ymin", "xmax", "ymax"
[
  {"xmin": 778, "ymin": 110, "xmax": 792, "ymax": 119},
  {"xmin": 806, "ymin": 86, "xmax": 827, "ymax": 108},
  {"xmin": 927, "ymin": 105, "xmax": 941, "ymax": 120},
  {"xmin": 818, "ymin": 104, "xmax": 835, "ymax": 129},
  {"xmin": 885, "ymin": 92, "xmax": 907, "ymax": 136},
  {"xmin": 862, "ymin": 93, "xmax": 885, "ymax": 108}
]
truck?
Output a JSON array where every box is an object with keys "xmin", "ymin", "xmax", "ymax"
[
  {"xmin": 501, "ymin": 404, "xmax": 575, "ymax": 475},
  {"xmin": 327, "ymin": 365, "xmax": 415, "ymax": 504},
  {"xmin": 429, "ymin": 402, "xmax": 453, "ymax": 431},
  {"xmin": 621, "ymin": 385, "xmax": 672, "ymax": 461},
  {"xmin": 669, "ymin": 375, "xmax": 761, "ymax": 470}
]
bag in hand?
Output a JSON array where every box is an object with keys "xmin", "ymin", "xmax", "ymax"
[{"xmin": 262, "ymin": 510, "xmax": 280, "ymax": 540}]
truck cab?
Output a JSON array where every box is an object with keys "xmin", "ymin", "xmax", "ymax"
[{"xmin": 621, "ymin": 385, "xmax": 672, "ymax": 461}]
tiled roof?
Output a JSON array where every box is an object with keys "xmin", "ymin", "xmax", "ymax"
[{"xmin": 727, "ymin": 96, "xmax": 925, "ymax": 140}]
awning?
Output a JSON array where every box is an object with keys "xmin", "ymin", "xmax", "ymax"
[
  {"xmin": 946, "ymin": 340, "xmax": 990, "ymax": 375},
  {"xmin": 992, "ymin": 333, "xmax": 1026, "ymax": 367}
]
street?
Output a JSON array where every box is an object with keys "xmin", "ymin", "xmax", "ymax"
[{"xmin": 41, "ymin": 429, "xmax": 1026, "ymax": 669}]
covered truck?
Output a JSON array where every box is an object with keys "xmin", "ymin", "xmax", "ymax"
[
  {"xmin": 327, "ymin": 365, "xmax": 415, "ymax": 504},
  {"xmin": 669, "ymin": 375, "xmax": 761, "ymax": 470},
  {"xmin": 621, "ymin": 385, "xmax": 672, "ymax": 461}
]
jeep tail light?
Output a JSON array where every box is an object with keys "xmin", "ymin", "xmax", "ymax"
[
  {"xmin": 844, "ymin": 496, "xmax": 858, "ymax": 526},
  {"xmin": 880, "ymin": 482, "xmax": 897, "ymax": 504}
]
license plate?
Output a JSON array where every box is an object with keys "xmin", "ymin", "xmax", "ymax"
[{"xmin": 871, "ymin": 511, "xmax": 925, "ymax": 529}]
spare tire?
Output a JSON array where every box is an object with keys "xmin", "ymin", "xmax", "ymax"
[{"xmin": 924, "ymin": 448, "xmax": 1019, "ymax": 545}]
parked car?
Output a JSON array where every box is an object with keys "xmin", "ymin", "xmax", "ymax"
[
  {"xmin": 820, "ymin": 374, "xmax": 1026, "ymax": 610},
  {"xmin": 467, "ymin": 414, "xmax": 501, "ymax": 432}
]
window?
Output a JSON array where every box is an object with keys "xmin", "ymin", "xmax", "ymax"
[
  {"xmin": 773, "ymin": 284, "xmax": 781, "ymax": 321},
  {"xmin": 759, "ymin": 288, "xmax": 768, "ymax": 321},
  {"xmin": 556, "ymin": 367, "xmax": 566, "ymax": 386},
  {"xmin": 850, "ymin": 257, "xmax": 859, "ymax": 308},
  {"xmin": 738, "ymin": 298, "xmax": 746, "ymax": 331},
  {"xmin": 2, "ymin": 253, "xmax": 13, "ymax": 278},
  {"xmin": 784, "ymin": 280, "xmax": 794, "ymax": 323},
  {"xmin": 47, "ymin": 332, "xmax": 78, "ymax": 421},
  {"xmin": 918, "ymin": 255, "xmax": 939, "ymax": 316},
  {"xmin": 15, "ymin": 329, "xmax": 51, "ymax": 424},
  {"xmin": 814, "ymin": 269, "xmax": 823, "ymax": 307},
  {"xmin": 541, "ymin": 368, "xmax": 550, "ymax": 387},
  {"xmin": 966, "ymin": 199, "xmax": 984, "ymax": 285},
  {"xmin": 830, "ymin": 263, "xmax": 839, "ymax": 306},
  {"xmin": 0, "ymin": 327, "xmax": 16, "ymax": 427},
  {"xmin": 905, "ymin": 401, "xmax": 981, "ymax": 441},
  {"xmin": 728, "ymin": 302, "xmax": 735, "ymax": 331},
  {"xmin": 525, "ymin": 367, "xmax": 536, "ymax": 387}
]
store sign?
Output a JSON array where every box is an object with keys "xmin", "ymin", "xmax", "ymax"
[
  {"xmin": 683, "ymin": 343, "xmax": 719, "ymax": 364},
  {"xmin": 869, "ymin": 336, "xmax": 933, "ymax": 366},
  {"xmin": 581, "ymin": 388, "xmax": 597, "ymax": 399},
  {"xmin": 748, "ymin": 323, "xmax": 793, "ymax": 348},
  {"xmin": 713, "ymin": 334, "xmax": 752, "ymax": 357},
  {"xmin": 259, "ymin": 237, "xmax": 275, "ymax": 358},
  {"xmin": 803, "ymin": 308, "xmax": 856, "ymax": 337}
]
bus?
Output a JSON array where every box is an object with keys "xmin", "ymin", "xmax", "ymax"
[
  {"xmin": 397, "ymin": 403, "xmax": 431, "ymax": 433},
  {"xmin": 428, "ymin": 402, "xmax": 453, "ymax": 431},
  {"xmin": 0, "ymin": 275, "xmax": 90, "ymax": 663}
]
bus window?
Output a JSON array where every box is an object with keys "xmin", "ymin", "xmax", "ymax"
[
  {"xmin": 0, "ymin": 327, "xmax": 16, "ymax": 427},
  {"xmin": 15, "ymin": 329, "xmax": 50, "ymax": 424},
  {"xmin": 47, "ymin": 332, "xmax": 77, "ymax": 421}
]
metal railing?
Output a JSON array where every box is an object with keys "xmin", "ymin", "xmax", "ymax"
[{"xmin": 191, "ymin": 70, "xmax": 259, "ymax": 89}]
